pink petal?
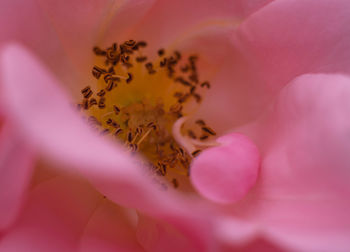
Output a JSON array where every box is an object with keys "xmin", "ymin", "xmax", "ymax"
[
  {"xmin": 190, "ymin": 133, "xmax": 260, "ymax": 204},
  {"xmin": 231, "ymin": 74, "xmax": 350, "ymax": 251},
  {"xmin": 233, "ymin": 0, "xmax": 350, "ymax": 93},
  {"xmin": 0, "ymin": 0, "xmax": 75, "ymax": 89},
  {"xmin": 129, "ymin": 0, "xmax": 274, "ymax": 48},
  {"xmin": 0, "ymin": 44, "xmax": 215, "ymax": 250},
  {"xmin": 0, "ymin": 122, "xmax": 35, "ymax": 230},
  {"xmin": 0, "ymin": 176, "xmax": 140, "ymax": 251}
]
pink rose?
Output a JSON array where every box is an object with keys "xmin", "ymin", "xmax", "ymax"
[{"xmin": 1, "ymin": 0, "xmax": 350, "ymax": 251}]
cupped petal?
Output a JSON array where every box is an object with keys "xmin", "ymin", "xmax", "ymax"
[
  {"xmin": 190, "ymin": 133, "xmax": 260, "ymax": 204},
  {"xmin": 231, "ymin": 73, "xmax": 350, "ymax": 251},
  {"xmin": 0, "ymin": 121, "xmax": 35, "ymax": 230},
  {"xmin": 0, "ymin": 44, "xmax": 216, "ymax": 250}
]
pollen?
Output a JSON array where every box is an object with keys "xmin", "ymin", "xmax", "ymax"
[{"xmin": 78, "ymin": 40, "xmax": 216, "ymax": 190}]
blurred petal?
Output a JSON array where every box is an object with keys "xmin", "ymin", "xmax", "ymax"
[
  {"xmin": 0, "ymin": 122, "xmax": 35, "ymax": 230},
  {"xmin": 0, "ymin": 176, "xmax": 104, "ymax": 251},
  {"xmin": 233, "ymin": 73, "xmax": 350, "ymax": 251},
  {"xmin": 79, "ymin": 201, "xmax": 143, "ymax": 252}
]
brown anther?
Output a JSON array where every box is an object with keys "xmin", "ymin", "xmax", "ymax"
[
  {"xmin": 83, "ymin": 89, "xmax": 92, "ymax": 99},
  {"xmin": 125, "ymin": 40, "xmax": 136, "ymax": 47},
  {"xmin": 93, "ymin": 46, "xmax": 106, "ymax": 56},
  {"xmin": 158, "ymin": 49, "xmax": 165, "ymax": 56},
  {"xmin": 147, "ymin": 122, "xmax": 157, "ymax": 130},
  {"xmin": 121, "ymin": 54, "xmax": 130, "ymax": 63},
  {"xmin": 173, "ymin": 92, "xmax": 183, "ymax": 98},
  {"xmin": 160, "ymin": 58, "xmax": 167, "ymax": 67},
  {"xmin": 106, "ymin": 118, "xmax": 113, "ymax": 125},
  {"xmin": 92, "ymin": 66, "xmax": 106, "ymax": 79},
  {"xmin": 106, "ymin": 80, "xmax": 116, "ymax": 91},
  {"xmin": 97, "ymin": 89, "xmax": 106, "ymax": 97},
  {"xmin": 201, "ymin": 81, "xmax": 210, "ymax": 89},
  {"xmin": 145, "ymin": 62, "xmax": 156, "ymax": 74},
  {"xmin": 199, "ymin": 135, "xmax": 209, "ymax": 141},
  {"xmin": 201, "ymin": 126, "xmax": 216, "ymax": 136},
  {"xmin": 178, "ymin": 147, "xmax": 184, "ymax": 156},
  {"xmin": 87, "ymin": 116, "xmax": 101, "ymax": 126},
  {"xmin": 113, "ymin": 105, "xmax": 120, "ymax": 115},
  {"xmin": 114, "ymin": 128, "xmax": 123, "ymax": 136},
  {"xmin": 175, "ymin": 77, "xmax": 191, "ymax": 86},
  {"xmin": 136, "ymin": 127, "xmax": 143, "ymax": 135},
  {"xmin": 188, "ymin": 130, "xmax": 197, "ymax": 139},
  {"xmin": 127, "ymin": 131, "xmax": 133, "ymax": 142},
  {"xmin": 170, "ymin": 103, "xmax": 183, "ymax": 114},
  {"xmin": 81, "ymin": 86, "xmax": 91, "ymax": 94},
  {"xmin": 193, "ymin": 93, "xmax": 202, "ymax": 103},
  {"xmin": 191, "ymin": 149, "xmax": 201, "ymax": 157},
  {"xmin": 174, "ymin": 51, "xmax": 181, "ymax": 60},
  {"xmin": 136, "ymin": 41, "xmax": 147, "ymax": 48},
  {"xmin": 136, "ymin": 56, "xmax": 147, "ymax": 62},
  {"xmin": 172, "ymin": 178, "xmax": 179, "ymax": 188},
  {"xmin": 195, "ymin": 119, "xmax": 206, "ymax": 126},
  {"xmin": 126, "ymin": 73, "xmax": 133, "ymax": 83},
  {"xmin": 98, "ymin": 97, "xmax": 106, "ymax": 109},
  {"xmin": 190, "ymin": 86, "xmax": 196, "ymax": 94},
  {"xmin": 89, "ymin": 98, "xmax": 97, "ymax": 107},
  {"xmin": 82, "ymin": 99, "xmax": 89, "ymax": 110},
  {"xmin": 100, "ymin": 129, "xmax": 110, "ymax": 135},
  {"xmin": 178, "ymin": 94, "xmax": 190, "ymax": 103},
  {"xmin": 180, "ymin": 65, "xmax": 189, "ymax": 73}
]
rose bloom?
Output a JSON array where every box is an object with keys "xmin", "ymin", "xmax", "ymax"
[{"xmin": 1, "ymin": 0, "xmax": 350, "ymax": 251}]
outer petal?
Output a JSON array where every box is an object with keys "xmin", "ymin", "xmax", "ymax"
[
  {"xmin": 233, "ymin": 0, "xmax": 350, "ymax": 93},
  {"xmin": 230, "ymin": 74, "xmax": 350, "ymax": 251},
  {"xmin": 0, "ymin": 176, "xmax": 142, "ymax": 252},
  {"xmin": 0, "ymin": 44, "xmax": 216, "ymax": 251},
  {"xmin": 0, "ymin": 122, "xmax": 35, "ymax": 230}
]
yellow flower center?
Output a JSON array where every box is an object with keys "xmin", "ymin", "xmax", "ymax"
[{"xmin": 78, "ymin": 40, "xmax": 216, "ymax": 189}]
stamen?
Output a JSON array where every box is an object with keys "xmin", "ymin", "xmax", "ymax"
[{"xmin": 82, "ymin": 40, "xmax": 217, "ymax": 189}]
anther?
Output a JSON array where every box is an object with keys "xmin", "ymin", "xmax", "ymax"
[
  {"xmin": 188, "ymin": 130, "xmax": 197, "ymax": 139},
  {"xmin": 195, "ymin": 119, "xmax": 206, "ymax": 126},
  {"xmin": 158, "ymin": 49, "xmax": 165, "ymax": 56},
  {"xmin": 201, "ymin": 81, "xmax": 210, "ymax": 89},
  {"xmin": 93, "ymin": 46, "xmax": 106, "ymax": 56},
  {"xmin": 106, "ymin": 80, "xmax": 116, "ymax": 91},
  {"xmin": 100, "ymin": 129, "xmax": 110, "ymax": 135},
  {"xmin": 113, "ymin": 105, "xmax": 120, "ymax": 115},
  {"xmin": 97, "ymin": 89, "xmax": 106, "ymax": 97},
  {"xmin": 201, "ymin": 126, "xmax": 216, "ymax": 136},
  {"xmin": 89, "ymin": 98, "xmax": 97, "ymax": 107},
  {"xmin": 172, "ymin": 178, "xmax": 179, "ymax": 188},
  {"xmin": 136, "ymin": 56, "xmax": 147, "ymax": 62},
  {"xmin": 175, "ymin": 77, "xmax": 191, "ymax": 86},
  {"xmin": 82, "ymin": 99, "xmax": 89, "ymax": 110},
  {"xmin": 126, "ymin": 73, "xmax": 133, "ymax": 83},
  {"xmin": 98, "ymin": 97, "xmax": 106, "ymax": 109},
  {"xmin": 199, "ymin": 135, "xmax": 209, "ymax": 141},
  {"xmin": 191, "ymin": 149, "xmax": 201, "ymax": 157},
  {"xmin": 114, "ymin": 128, "xmax": 123, "ymax": 136},
  {"xmin": 92, "ymin": 66, "xmax": 106, "ymax": 79}
]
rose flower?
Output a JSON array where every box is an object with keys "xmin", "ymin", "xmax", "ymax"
[{"xmin": 1, "ymin": 0, "xmax": 350, "ymax": 251}]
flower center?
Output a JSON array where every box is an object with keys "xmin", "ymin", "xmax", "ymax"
[{"xmin": 78, "ymin": 40, "xmax": 216, "ymax": 189}]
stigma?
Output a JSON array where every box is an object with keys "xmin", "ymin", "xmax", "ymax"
[{"xmin": 78, "ymin": 40, "xmax": 216, "ymax": 190}]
